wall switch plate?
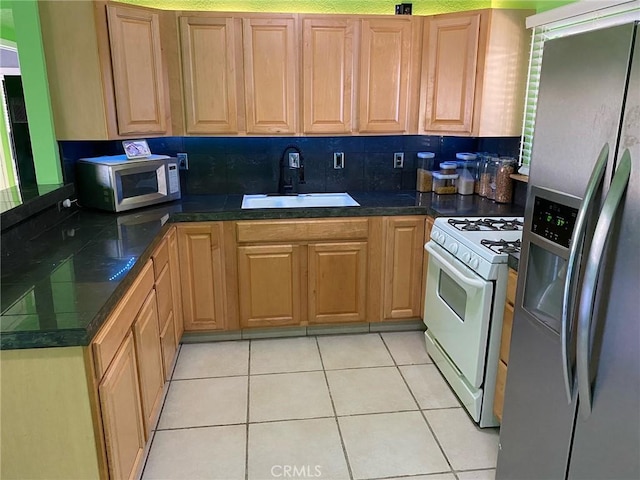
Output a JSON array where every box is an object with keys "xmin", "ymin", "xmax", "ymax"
[
  {"xmin": 289, "ymin": 152, "xmax": 300, "ymax": 168},
  {"xmin": 177, "ymin": 153, "xmax": 188, "ymax": 170},
  {"xmin": 394, "ymin": 152, "xmax": 404, "ymax": 168},
  {"xmin": 334, "ymin": 152, "xmax": 344, "ymax": 169}
]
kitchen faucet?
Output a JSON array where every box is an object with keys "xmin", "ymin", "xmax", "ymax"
[{"xmin": 278, "ymin": 145, "xmax": 305, "ymax": 195}]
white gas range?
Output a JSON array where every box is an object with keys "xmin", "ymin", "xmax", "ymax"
[{"xmin": 423, "ymin": 216, "xmax": 523, "ymax": 427}]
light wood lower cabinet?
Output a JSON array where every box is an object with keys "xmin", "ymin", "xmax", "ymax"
[
  {"xmin": 168, "ymin": 228, "xmax": 185, "ymax": 341},
  {"xmin": 493, "ymin": 267, "xmax": 517, "ymax": 423},
  {"xmin": 237, "ymin": 244, "xmax": 302, "ymax": 328},
  {"xmin": 421, "ymin": 216, "xmax": 435, "ymax": 317},
  {"xmin": 132, "ymin": 289, "xmax": 164, "ymax": 435},
  {"xmin": 383, "ymin": 216, "xmax": 425, "ymax": 320},
  {"xmin": 160, "ymin": 312, "xmax": 177, "ymax": 381},
  {"xmin": 308, "ymin": 242, "xmax": 368, "ymax": 324},
  {"xmin": 98, "ymin": 332, "xmax": 146, "ymax": 480},
  {"xmin": 178, "ymin": 223, "xmax": 228, "ymax": 331}
]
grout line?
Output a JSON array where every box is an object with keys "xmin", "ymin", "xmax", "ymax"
[
  {"xmin": 171, "ymin": 373, "xmax": 250, "ymax": 382},
  {"xmin": 315, "ymin": 335, "xmax": 355, "ymax": 480},
  {"xmin": 245, "ymin": 340, "xmax": 252, "ymax": 480},
  {"xmin": 380, "ymin": 332, "xmax": 457, "ymax": 475}
]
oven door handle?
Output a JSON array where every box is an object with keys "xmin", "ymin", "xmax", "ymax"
[
  {"xmin": 425, "ymin": 242, "xmax": 486, "ymax": 291},
  {"xmin": 561, "ymin": 143, "xmax": 609, "ymax": 404}
]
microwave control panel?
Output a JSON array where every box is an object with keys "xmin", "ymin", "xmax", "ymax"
[
  {"xmin": 531, "ymin": 197, "xmax": 579, "ymax": 248},
  {"xmin": 168, "ymin": 163, "xmax": 180, "ymax": 194}
]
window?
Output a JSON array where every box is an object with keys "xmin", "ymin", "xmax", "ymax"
[{"xmin": 518, "ymin": 1, "xmax": 639, "ymax": 172}]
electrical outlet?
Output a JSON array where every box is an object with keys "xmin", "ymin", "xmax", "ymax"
[
  {"xmin": 289, "ymin": 152, "xmax": 300, "ymax": 168},
  {"xmin": 394, "ymin": 152, "xmax": 404, "ymax": 168},
  {"xmin": 334, "ymin": 152, "xmax": 344, "ymax": 169},
  {"xmin": 177, "ymin": 153, "xmax": 189, "ymax": 170}
]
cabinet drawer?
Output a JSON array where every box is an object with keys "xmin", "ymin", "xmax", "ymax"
[
  {"xmin": 92, "ymin": 261, "xmax": 155, "ymax": 380},
  {"xmin": 155, "ymin": 263, "xmax": 173, "ymax": 331},
  {"xmin": 493, "ymin": 359, "xmax": 508, "ymax": 423},
  {"xmin": 236, "ymin": 218, "xmax": 369, "ymax": 243},
  {"xmin": 506, "ymin": 268, "xmax": 517, "ymax": 305},
  {"xmin": 152, "ymin": 237, "xmax": 170, "ymax": 278},
  {"xmin": 500, "ymin": 302, "xmax": 514, "ymax": 364}
]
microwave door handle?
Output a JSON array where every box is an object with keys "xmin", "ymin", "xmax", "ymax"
[
  {"xmin": 425, "ymin": 242, "xmax": 486, "ymax": 291},
  {"xmin": 576, "ymin": 149, "xmax": 631, "ymax": 419},
  {"xmin": 561, "ymin": 143, "xmax": 609, "ymax": 403}
]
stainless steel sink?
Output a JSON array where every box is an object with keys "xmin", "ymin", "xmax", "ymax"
[{"xmin": 241, "ymin": 193, "xmax": 360, "ymax": 209}]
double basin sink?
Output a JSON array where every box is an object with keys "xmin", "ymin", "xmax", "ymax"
[{"xmin": 241, "ymin": 193, "xmax": 360, "ymax": 209}]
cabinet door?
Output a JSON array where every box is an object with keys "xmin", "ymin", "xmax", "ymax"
[
  {"xmin": 237, "ymin": 244, "xmax": 302, "ymax": 328},
  {"xmin": 107, "ymin": 4, "xmax": 169, "ymax": 135},
  {"xmin": 180, "ymin": 16, "xmax": 239, "ymax": 134},
  {"xmin": 168, "ymin": 228, "xmax": 184, "ymax": 341},
  {"xmin": 421, "ymin": 216, "xmax": 435, "ymax": 317},
  {"xmin": 308, "ymin": 242, "xmax": 367, "ymax": 324},
  {"xmin": 243, "ymin": 16, "xmax": 297, "ymax": 134},
  {"xmin": 302, "ymin": 16, "xmax": 355, "ymax": 134},
  {"xmin": 99, "ymin": 332, "xmax": 146, "ymax": 480},
  {"xmin": 133, "ymin": 289, "xmax": 164, "ymax": 435},
  {"xmin": 178, "ymin": 223, "xmax": 227, "ymax": 331},
  {"xmin": 383, "ymin": 216, "xmax": 425, "ymax": 320},
  {"xmin": 420, "ymin": 12, "xmax": 481, "ymax": 134},
  {"xmin": 358, "ymin": 17, "xmax": 417, "ymax": 133},
  {"xmin": 160, "ymin": 311, "xmax": 177, "ymax": 381}
]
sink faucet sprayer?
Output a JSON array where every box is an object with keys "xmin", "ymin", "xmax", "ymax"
[{"xmin": 279, "ymin": 145, "xmax": 305, "ymax": 195}]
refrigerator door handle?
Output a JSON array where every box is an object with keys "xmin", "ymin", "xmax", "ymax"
[
  {"xmin": 561, "ymin": 144, "xmax": 609, "ymax": 403},
  {"xmin": 576, "ymin": 149, "xmax": 632, "ymax": 419}
]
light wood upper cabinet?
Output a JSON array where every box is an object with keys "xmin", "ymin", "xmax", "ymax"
[
  {"xmin": 180, "ymin": 16, "xmax": 240, "ymax": 134},
  {"xmin": 420, "ymin": 9, "xmax": 531, "ymax": 136},
  {"xmin": 358, "ymin": 17, "xmax": 420, "ymax": 133},
  {"xmin": 237, "ymin": 244, "xmax": 302, "ymax": 328},
  {"xmin": 178, "ymin": 223, "xmax": 228, "ymax": 331},
  {"xmin": 420, "ymin": 12, "xmax": 480, "ymax": 134},
  {"xmin": 302, "ymin": 16, "xmax": 355, "ymax": 134},
  {"xmin": 308, "ymin": 242, "xmax": 368, "ymax": 324},
  {"xmin": 383, "ymin": 217, "xmax": 425, "ymax": 320},
  {"xmin": 98, "ymin": 332, "xmax": 146, "ymax": 480},
  {"xmin": 107, "ymin": 4, "xmax": 170, "ymax": 135},
  {"xmin": 243, "ymin": 16, "xmax": 298, "ymax": 134}
]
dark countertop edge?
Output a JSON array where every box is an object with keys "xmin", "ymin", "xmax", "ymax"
[
  {"xmin": 1, "ymin": 192, "xmax": 524, "ymax": 350},
  {"xmin": 0, "ymin": 184, "xmax": 75, "ymax": 232}
]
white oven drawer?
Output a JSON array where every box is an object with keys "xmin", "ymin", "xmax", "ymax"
[
  {"xmin": 425, "ymin": 331, "xmax": 482, "ymax": 422},
  {"xmin": 423, "ymin": 241, "xmax": 493, "ymax": 388}
]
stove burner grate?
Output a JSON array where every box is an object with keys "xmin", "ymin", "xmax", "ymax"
[
  {"xmin": 481, "ymin": 238, "xmax": 522, "ymax": 254},
  {"xmin": 448, "ymin": 218, "xmax": 523, "ymax": 232}
]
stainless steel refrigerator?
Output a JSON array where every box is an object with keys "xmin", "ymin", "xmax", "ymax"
[{"xmin": 496, "ymin": 22, "xmax": 639, "ymax": 479}]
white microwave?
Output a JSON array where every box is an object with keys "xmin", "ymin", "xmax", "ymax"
[{"xmin": 76, "ymin": 154, "xmax": 181, "ymax": 212}]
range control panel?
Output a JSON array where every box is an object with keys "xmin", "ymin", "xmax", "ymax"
[{"xmin": 531, "ymin": 197, "xmax": 578, "ymax": 248}]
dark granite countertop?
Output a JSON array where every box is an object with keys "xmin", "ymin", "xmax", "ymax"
[{"xmin": 1, "ymin": 191, "xmax": 523, "ymax": 350}]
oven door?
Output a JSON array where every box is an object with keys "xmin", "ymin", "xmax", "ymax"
[{"xmin": 424, "ymin": 241, "xmax": 494, "ymax": 388}]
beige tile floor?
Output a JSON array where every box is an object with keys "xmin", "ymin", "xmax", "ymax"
[{"xmin": 142, "ymin": 331, "xmax": 499, "ymax": 480}]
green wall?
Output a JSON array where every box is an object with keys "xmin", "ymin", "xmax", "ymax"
[
  {"xmin": 11, "ymin": 0, "xmax": 62, "ymax": 185},
  {"xmin": 120, "ymin": 0, "xmax": 576, "ymax": 13}
]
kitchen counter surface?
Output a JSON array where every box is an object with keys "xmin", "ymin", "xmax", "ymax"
[{"xmin": 1, "ymin": 191, "xmax": 524, "ymax": 349}]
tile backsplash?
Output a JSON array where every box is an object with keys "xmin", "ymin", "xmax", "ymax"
[{"xmin": 60, "ymin": 135, "xmax": 520, "ymax": 195}]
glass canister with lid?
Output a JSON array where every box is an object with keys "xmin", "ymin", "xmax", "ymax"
[
  {"xmin": 432, "ymin": 172, "xmax": 459, "ymax": 194},
  {"xmin": 479, "ymin": 156, "xmax": 499, "ymax": 199},
  {"xmin": 416, "ymin": 152, "xmax": 436, "ymax": 192},
  {"xmin": 456, "ymin": 153, "xmax": 477, "ymax": 195},
  {"xmin": 495, "ymin": 157, "xmax": 516, "ymax": 203}
]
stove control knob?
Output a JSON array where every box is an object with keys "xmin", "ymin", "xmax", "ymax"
[
  {"xmin": 470, "ymin": 257, "xmax": 479, "ymax": 269},
  {"xmin": 435, "ymin": 233, "xmax": 444, "ymax": 244},
  {"xmin": 462, "ymin": 252, "xmax": 471, "ymax": 263},
  {"xmin": 449, "ymin": 242, "xmax": 458, "ymax": 254}
]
